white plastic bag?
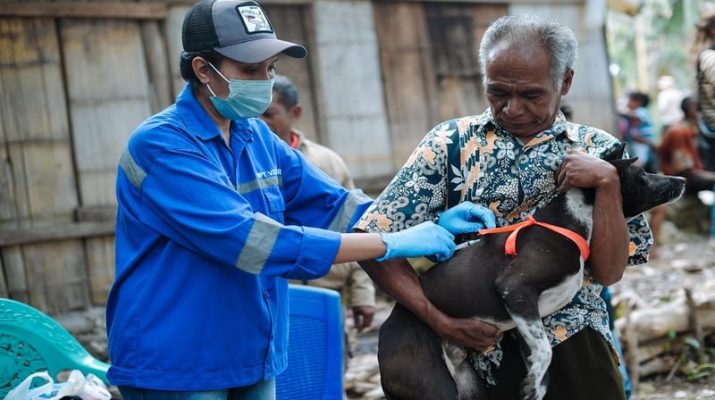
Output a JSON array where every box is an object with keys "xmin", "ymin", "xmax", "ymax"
[
  {"xmin": 3, "ymin": 370, "xmax": 111, "ymax": 400},
  {"xmin": 3, "ymin": 371, "xmax": 53, "ymax": 400}
]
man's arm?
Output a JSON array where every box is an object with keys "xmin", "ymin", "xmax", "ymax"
[
  {"xmin": 557, "ymin": 150, "xmax": 629, "ymax": 285},
  {"xmin": 359, "ymin": 258, "xmax": 499, "ymax": 351},
  {"xmin": 346, "ymin": 264, "xmax": 376, "ymax": 332}
]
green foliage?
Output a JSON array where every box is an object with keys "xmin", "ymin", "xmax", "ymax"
[
  {"xmin": 659, "ymin": 328, "xmax": 715, "ymax": 381},
  {"xmin": 607, "ymin": 0, "xmax": 707, "ymax": 102}
]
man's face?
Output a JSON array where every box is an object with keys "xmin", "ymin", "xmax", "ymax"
[
  {"xmin": 261, "ymin": 96, "xmax": 295, "ymax": 143},
  {"xmin": 685, "ymin": 101, "xmax": 698, "ymax": 119},
  {"xmin": 626, "ymin": 97, "xmax": 641, "ymax": 111},
  {"xmin": 484, "ymin": 42, "xmax": 572, "ymax": 139}
]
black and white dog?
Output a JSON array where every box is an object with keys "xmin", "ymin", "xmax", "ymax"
[{"xmin": 378, "ymin": 145, "xmax": 686, "ymax": 400}]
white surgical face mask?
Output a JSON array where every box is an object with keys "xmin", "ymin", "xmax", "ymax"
[{"xmin": 206, "ymin": 62, "xmax": 274, "ymax": 119}]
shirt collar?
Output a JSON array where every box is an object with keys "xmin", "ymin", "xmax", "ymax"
[
  {"xmin": 175, "ymin": 83, "xmax": 253, "ymax": 141},
  {"xmin": 289, "ymin": 129, "xmax": 303, "ymax": 149},
  {"xmin": 290, "ymin": 128, "xmax": 309, "ymax": 150},
  {"xmin": 476, "ymin": 108, "xmax": 576, "ymax": 144}
]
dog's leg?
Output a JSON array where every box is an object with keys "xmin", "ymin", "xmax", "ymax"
[
  {"xmin": 495, "ymin": 275, "xmax": 551, "ymax": 400},
  {"xmin": 511, "ymin": 318, "xmax": 551, "ymax": 400},
  {"xmin": 378, "ymin": 304, "xmax": 459, "ymax": 400}
]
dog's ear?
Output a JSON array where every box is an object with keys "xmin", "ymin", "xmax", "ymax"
[
  {"xmin": 610, "ymin": 157, "xmax": 639, "ymax": 170},
  {"xmin": 603, "ymin": 143, "xmax": 626, "ymax": 161}
]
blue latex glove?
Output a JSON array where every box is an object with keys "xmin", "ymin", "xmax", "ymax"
[
  {"xmin": 377, "ymin": 221, "xmax": 455, "ymax": 262},
  {"xmin": 438, "ymin": 202, "xmax": 496, "ymax": 235}
]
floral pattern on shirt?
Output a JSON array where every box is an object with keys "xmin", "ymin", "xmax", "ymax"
[{"xmin": 355, "ymin": 109, "xmax": 652, "ymax": 385}]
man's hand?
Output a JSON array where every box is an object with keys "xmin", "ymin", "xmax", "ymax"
[
  {"xmin": 352, "ymin": 305, "xmax": 375, "ymax": 332},
  {"xmin": 557, "ymin": 148, "xmax": 628, "ymax": 285},
  {"xmin": 430, "ymin": 313, "xmax": 500, "ymax": 352},
  {"xmin": 438, "ymin": 202, "xmax": 497, "ymax": 235},
  {"xmin": 556, "ymin": 148, "xmax": 619, "ymax": 193}
]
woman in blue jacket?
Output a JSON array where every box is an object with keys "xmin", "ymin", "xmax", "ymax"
[{"xmin": 107, "ymin": 1, "xmax": 497, "ymax": 399}]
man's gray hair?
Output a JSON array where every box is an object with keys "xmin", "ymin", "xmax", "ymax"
[
  {"xmin": 479, "ymin": 15, "xmax": 578, "ymax": 90},
  {"xmin": 273, "ymin": 74, "xmax": 299, "ymax": 108}
]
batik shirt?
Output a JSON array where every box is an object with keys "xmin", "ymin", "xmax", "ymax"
[{"xmin": 355, "ymin": 109, "xmax": 652, "ymax": 385}]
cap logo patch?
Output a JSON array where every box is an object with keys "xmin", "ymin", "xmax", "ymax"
[{"xmin": 236, "ymin": 4, "xmax": 273, "ymax": 34}]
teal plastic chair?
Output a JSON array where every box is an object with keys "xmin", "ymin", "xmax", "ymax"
[{"xmin": 0, "ymin": 298, "xmax": 110, "ymax": 398}]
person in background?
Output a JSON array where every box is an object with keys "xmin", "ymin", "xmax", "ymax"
[
  {"xmin": 261, "ymin": 75, "xmax": 376, "ymax": 370},
  {"xmin": 656, "ymin": 75, "xmax": 684, "ymax": 135},
  {"xmin": 695, "ymin": 14, "xmax": 715, "ymax": 171},
  {"xmin": 658, "ymin": 96, "xmax": 715, "ymax": 236},
  {"xmin": 106, "ymin": 1, "xmax": 493, "ymax": 399},
  {"xmin": 660, "ymin": 97, "xmax": 715, "ymax": 191},
  {"xmin": 357, "ymin": 15, "xmax": 651, "ymax": 399},
  {"xmin": 624, "ymin": 91, "xmax": 659, "ymax": 173}
]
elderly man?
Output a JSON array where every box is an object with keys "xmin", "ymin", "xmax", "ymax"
[{"xmin": 357, "ymin": 15, "xmax": 651, "ymax": 399}]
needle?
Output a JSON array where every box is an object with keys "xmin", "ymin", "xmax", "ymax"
[{"xmin": 455, "ymin": 238, "xmax": 480, "ymax": 251}]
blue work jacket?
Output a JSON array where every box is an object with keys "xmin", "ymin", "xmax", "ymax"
[{"xmin": 106, "ymin": 84, "xmax": 372, "ymax": 390}]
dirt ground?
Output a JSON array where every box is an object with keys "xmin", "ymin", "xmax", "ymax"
[{"xmin": 609, "ymin": 232, "xmax": 715, "ymax": 400}]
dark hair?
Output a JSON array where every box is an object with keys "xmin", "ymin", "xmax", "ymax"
[
  {"xmin": 272, "ymin": 74, "xmax": 299, "ymax": 108},
  {"xmin": 699, "ymin": 14, "xmax": 715, "ymax": 32},
  {"xmin": 680, "ymin": 96, "xmax": 695, "ymax": 115},
  {"xmin": 559, "ymin": 104, "xmax": 573, "ymax": 120},
  {"xmin": 179, "ymin": 50, "xmax": 225, "ymax": 89},
  {"xmin": 628, "ymin": 91, "xmax": 650, "ymax": 107}
]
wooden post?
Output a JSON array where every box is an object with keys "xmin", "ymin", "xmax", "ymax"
[
  {"xmin": 635, "ymin": 14, "xmax": 649, "ymax": 92},
  {"xmin": 685, "ymin": 288, "xmax": 705, "ymax": 360},
  {"xmin": 141, "ymin": 21, "xmax": 173, "ymax": 113},
  {"xmin": 0, "ymin": 17, "xmax": 89, "ymax": 313}
]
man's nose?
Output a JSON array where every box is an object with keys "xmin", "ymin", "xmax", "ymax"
[{"xmin": 503, "ymin": 97, "xmax": 523, "ymax": 116}]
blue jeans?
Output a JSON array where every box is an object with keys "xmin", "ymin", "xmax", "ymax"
[{"xmin": 118, "ymin": 379, "xmax": 275, "ymax": 400}]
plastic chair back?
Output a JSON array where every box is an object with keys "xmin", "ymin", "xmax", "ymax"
[
  {"xmin": 276, "ymin": 285, "xmax": 343, "ymax": 400},
  {"xmin": 0, "ymin": 298, "xmax": 109, "ymax": 398}
]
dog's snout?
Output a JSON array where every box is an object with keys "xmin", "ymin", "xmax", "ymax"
[{"xmin": 662, "ymin": 176, "xmax": 686, "ymax": 204}]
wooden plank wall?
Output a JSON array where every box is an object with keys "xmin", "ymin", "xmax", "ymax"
[
  {"xmin": 312, "ymin": 1, "xmax": 393, "ymax": 177},
  {"xmin": 60, "ymin": 18, "xmax": 154, "ymax": 305},
  {"xmin": 509, "ymin": 3, "xmax": 618, "ymax": 133},
  {"xmin": 263, "ymin": 5, "xmax": 321, "ymax": 142},
  {"xmin": 374, "ymin": 2, "xmax": 507, "ymax": 165},
  {"xmin": 0, "ymin": 17, "xmax": 88, "ymax": 313},
  {"xmin": 0, "ymin": 1, "xmax": 318, "ymax": 314}
]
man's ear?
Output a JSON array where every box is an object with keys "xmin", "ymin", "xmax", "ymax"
[
  {"xmin": 192, "ymin": 57, "xmax": 212, "ymax": 85},
  {"xmin": 560, "ymin": 69, "xmax": 574, "ymax": 95},
  {"xmin": 290, "ymin": 104, "xmax": 303, "ymax": 122}
]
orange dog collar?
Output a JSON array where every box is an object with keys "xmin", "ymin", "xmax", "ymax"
[{"xmin": 478, "ymin": 215, "xmax": 590, "ymax": 261}]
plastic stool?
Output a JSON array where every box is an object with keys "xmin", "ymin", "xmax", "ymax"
[{"xmin": 276, "ymin": 285, "xmax": 343, "ymax": 400}]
